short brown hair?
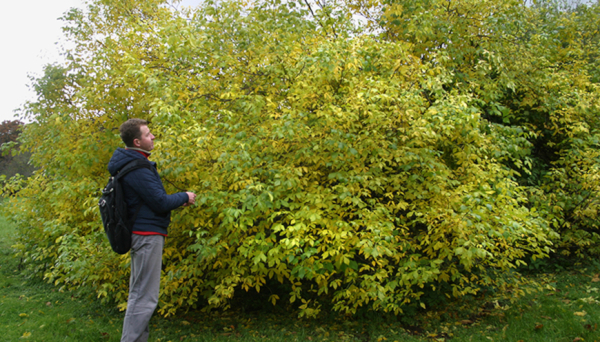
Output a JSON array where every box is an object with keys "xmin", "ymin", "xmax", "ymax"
[{"xmin": 119, "ymin": 119, "xmax": 148, "ymax": 147}]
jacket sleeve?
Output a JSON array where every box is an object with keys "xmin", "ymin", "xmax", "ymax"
[{"xmin": 123, "ymin": 167, "xmax": 188, "ymax": 214}]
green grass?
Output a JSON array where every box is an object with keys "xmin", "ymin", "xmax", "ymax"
[
  {"xmin": 417, "ymin": 269, "xmax": 600, "ymax": 342},
  {"xmin": 1, "ymin": 214, "xmax": 600, "ymax": 341}
]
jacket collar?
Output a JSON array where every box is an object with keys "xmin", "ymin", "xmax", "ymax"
[{"xmin": 126, "ymin": 147, "xmax": 151, "ymax": 158}]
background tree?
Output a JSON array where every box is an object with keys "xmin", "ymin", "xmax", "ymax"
[
  {"xmin": 0, "ymin": 120, "xmax": 23, "ymax": 146},
  {"xmin": 0, "ymin": 120, "xmax": 35, "ymax": 180}
]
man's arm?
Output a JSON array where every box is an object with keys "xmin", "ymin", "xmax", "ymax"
[{"xmin": 124, "ymin": 168, "xmax": 189, "ymax": 213}]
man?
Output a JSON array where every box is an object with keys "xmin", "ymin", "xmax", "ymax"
[{"xmin": 107, "ymin": 118, "xmax": 196, "ymax": 342}]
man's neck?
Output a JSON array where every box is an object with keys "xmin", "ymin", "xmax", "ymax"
[{"xmin": 127, "ymin": 147, "xmax": 152, "ymax": 158}]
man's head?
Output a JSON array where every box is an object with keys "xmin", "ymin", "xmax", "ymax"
[{"xmin": 119, "ymin": 118, "xmax": 155, "ymax": 151}]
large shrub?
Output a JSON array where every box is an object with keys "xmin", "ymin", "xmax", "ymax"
[{"xmin": 4, "ymin": 0, "xmax": 598, "ymax": 317}]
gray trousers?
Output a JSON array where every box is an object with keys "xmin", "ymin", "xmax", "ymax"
[{"xmin": 121, "ymin": 234, "xmax": 164, "ymax": 342}]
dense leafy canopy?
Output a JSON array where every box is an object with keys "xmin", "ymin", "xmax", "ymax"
[{"xmin": 3, "ymin": 0, "xmax": 599, "ymax": 317}]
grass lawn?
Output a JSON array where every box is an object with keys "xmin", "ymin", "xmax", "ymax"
[{"xmin": 1, "ymin": 214, "xmax": 599, "ymax": 342}]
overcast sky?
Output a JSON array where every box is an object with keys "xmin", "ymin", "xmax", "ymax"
[
  {"xmin": 0, "ymin": 0, "xmax": 82, "ymax": 122},
  {"xmin": 0, "ymin": 0, "xmax": 200, "ymax": 124}
]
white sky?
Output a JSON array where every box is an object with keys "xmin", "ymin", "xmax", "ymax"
[
  {"xmin": 0, "ymin": 0, "xmax": 200, "ymax": 124},
  {"xmin": 0, "ymin": 0, "xmax": 83, "ymax": 123}
]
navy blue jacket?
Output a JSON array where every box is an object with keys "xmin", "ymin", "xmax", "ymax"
[{"xmin": 107, "ymin": 148, "xmax": 188, "ymax": 236}]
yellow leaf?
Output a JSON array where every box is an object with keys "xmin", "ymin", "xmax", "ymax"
[
  {"xmin": 21, "ymin": 332, "xmax": 32, "ymax": 338},
  {"xmin": 19, "ymin": 313, "xmax": 28, "ymax": 318},
  {"xmin": 574, "ymin": 311, "xmax": 587, "ymax": 317}
]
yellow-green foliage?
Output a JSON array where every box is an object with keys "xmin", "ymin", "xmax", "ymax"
[{"xmin": 3, "ymin": 0, "xmax": 599, "ymax": 317}]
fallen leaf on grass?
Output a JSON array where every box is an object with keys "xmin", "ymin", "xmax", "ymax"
[
  {"xmin": 460, "ymin": 320, "xmax": 473, "ymax": 325},
  {"xmin": 534, "ymin": 324, "xmax": 543, "ymax": 330},
  {"xmin": 46, "ymin": 302, "xmax": 52, "ymax": 306},
  {"xmin": 541, "ymin": 316, "xmax": 553, "ymax": 320},
  {"xmin": 573, "ymin": 338, "xmax": 583, "ymax": 342},
  {"xmin": 584, "ymin": 323, "xmax": 597, "ymax": 331},
  {"xmin": 591, "ymin": 274, "xmax": 600, "ymax": 282},
  {"xmin": 21, "ymin": 332, "xmax": 31, "ymax": 338},
  {"xmin": 574, "ymin": 311, "xmax": 587, "ymax": 317},
  {"xmin": 19, "ymin": 313, "xmax": 28, "ymax": 318},
  {"xmin": 181, "ymin": 321, "xmax": 190, "ymax": 325}
]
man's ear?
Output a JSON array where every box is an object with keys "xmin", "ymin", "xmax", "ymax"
[{"xmin": 132, "ymin": 138, "xmax": 141, "ymax": 148}]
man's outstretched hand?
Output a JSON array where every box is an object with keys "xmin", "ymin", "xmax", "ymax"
[{"xmin": 183, "ymin": 192, "xmax": 196, "ymax": 207}]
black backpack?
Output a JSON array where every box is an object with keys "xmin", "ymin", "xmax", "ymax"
[{"xmin": 98, "ymin": 159, "xmax": 153, "ymax": 254}]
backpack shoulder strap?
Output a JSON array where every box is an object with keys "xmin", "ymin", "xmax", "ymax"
[{"xmin": 114, "ymin": 159, "xmax": 154, "ymax": 180}]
